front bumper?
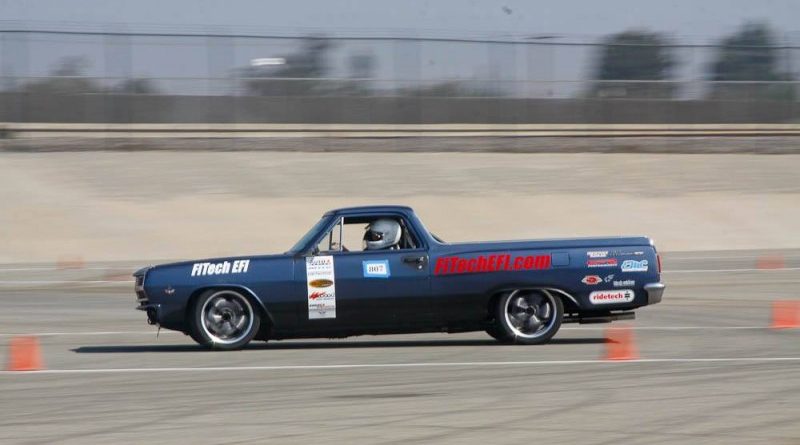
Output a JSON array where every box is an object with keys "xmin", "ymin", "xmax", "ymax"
[
  {"xmin": 644, "ymin": 282, "xmax": 665, "ymax": 305},
  {"xmin": 136, "ymin": 303, "xmax": 162, "ymax": 325}
]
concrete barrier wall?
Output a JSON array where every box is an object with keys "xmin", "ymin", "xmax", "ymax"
[{"xmin": 2, "ymin": 93, "xmax": 800, "ymax": 124}]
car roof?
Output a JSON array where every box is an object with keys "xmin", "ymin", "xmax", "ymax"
[{"xmin": 324, "ymin": 205, "xmax": 413, "ymax": 216}]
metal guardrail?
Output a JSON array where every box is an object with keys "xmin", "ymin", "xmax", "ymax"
[{"xmin": 3, "ymin": 123, "xmax": 800, "ymax": 138}]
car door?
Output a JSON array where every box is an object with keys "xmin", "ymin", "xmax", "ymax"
[
  {"xmin": 331, "ymin": 247, "xmax": 431, "ymax": 329},
  {"xmin": 295, "ymin": 214, "xmax": 433, "ymax": 331}
]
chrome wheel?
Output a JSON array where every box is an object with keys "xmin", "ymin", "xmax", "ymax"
[
  {"xmin": 200, "ymin": 290, "xmax": 255, "ymax": 345},
  {"xmin": 503, "ymin": 289, "xmax": 559, "ymax": 339}
]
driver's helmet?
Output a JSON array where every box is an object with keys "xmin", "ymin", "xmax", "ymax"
[{"xmin": 363, "ymin": 218, "xmax": 402, "ymax": 250}]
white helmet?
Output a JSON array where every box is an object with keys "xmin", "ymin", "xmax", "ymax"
[{"xmin": 363, "ymin": 219, "xmax": 402, "ymax": 250}]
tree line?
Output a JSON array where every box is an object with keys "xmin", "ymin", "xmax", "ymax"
[
  {"xmin": 7, "ymin": 22, "xmax": 796, "ymax": 101},
  {"xmin": 589, "ymin": 22, "xmax": 794, "ymax": 100}
]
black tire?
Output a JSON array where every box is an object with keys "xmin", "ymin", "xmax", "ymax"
[
  {"xmin": 493, "ymin": 289, "xmax": 563, "ymax": 345},
  {"xmin": 485, "ymin": 324, "xmax": 513, "ymax": 343},
  {"xmin": 189, "ymin": 289, "xmax": 261, "ymax": 350}
]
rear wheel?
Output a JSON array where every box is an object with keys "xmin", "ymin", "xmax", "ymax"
[
  {"xmin": 493, "ymin": 289, "xmax": 563, "ymax": 345},
  {"xmin": 189, "ymin": 289, "xmax": 260, "ymax": 350}
]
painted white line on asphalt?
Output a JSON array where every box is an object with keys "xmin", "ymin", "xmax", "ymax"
[
  {"xmin": 0, "ymin": 326, "xmax": 777, "ymax": 337},
  {"xmin": 2, "ymin": 357, "xmax": 800, "ymax": 375},
  {"xmin": 664, "ymin": 254, "xmax": 799, "ymax": 260},
  {"xmin": 664, "ymin": 267, "xmax": 800, "ymax": 273},
  {"xmin": 663, "ymin": 255, "xmax": 764, "ymax": 260},
  {"xmin": 667, "ymin": 267, "xmax": 800, "ymax": 273},
  {"xmin": 563, "ymin": 326, "xmax": 769, "ymax": 331},
  {"xmin": 0, "ymin": 331, "xmax": 174, "ymax": 337},
  {"xmin": 0, "ymin": 267, "xmax": 128, "ymax": 273}
]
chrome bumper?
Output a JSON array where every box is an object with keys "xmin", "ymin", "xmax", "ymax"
[{"xmin": 644, "ymin": 282, "xmax": 665, "ymax": 305}]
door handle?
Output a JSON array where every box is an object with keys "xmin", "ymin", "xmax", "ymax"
[{"xmin": 402, "ymin": 255, "xmax": 428, "ymax": 269}]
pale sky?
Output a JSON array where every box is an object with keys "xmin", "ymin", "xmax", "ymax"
[{"xmin": 1, "ymin": 0, "xmax": 798, "ymax": 40}]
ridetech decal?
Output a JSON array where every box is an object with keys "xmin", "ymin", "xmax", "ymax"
[
  {"xmin": 587, "ymin": 258, "xmax": 618, "ymax": 268},
  {"xmin": 362, "ymin": 260, "xmax": 390, "ymax": 278},
  {"xmin": 306, "ymin": 256, "xmax": 336, "ymax": 319},
  {"xmin": 582, "ymin": 275, "xmax": 602, "ymax": 285},
  {"xmin": 433, "ymin": 254, "xmax": 551, "ymax": 275},
  {"xmin": 190, "ymin": 259, "xmax": 250, "ymax": 277},
  {"xmin": 589, "ymin": 289, "xmax": 635, "ymax": 304},
  {"xmin": 621, "ymin": 259, "xmax": 649, "ymax": 272}
]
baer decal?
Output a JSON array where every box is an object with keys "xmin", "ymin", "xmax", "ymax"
[
  {"xmin": 587, "ymin": 258, "xmax": 618, "ymax": 268},
  {"xmin": 362, "ymin": 260, "xmax": 390, "ymax": 278},
  {"xmin": 582, "ymin": 275, "xmax": 602, "ymax": 285},
  {"xmin": 306, "ymin": 256, "xmax": 336, "ymax": 319}
]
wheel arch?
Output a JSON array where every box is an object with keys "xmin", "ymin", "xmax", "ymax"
[
  {"xmin": 186, "ymin": 285, "xmax": 275, "ymax": 332},
  {"xmin": 486, "ymin": 285, "xmax": 580, "ymax": 317}
]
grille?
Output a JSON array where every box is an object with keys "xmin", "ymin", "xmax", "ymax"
[{"xmin": 135, "ymin": 274, "xmax": 148, "ymax": 305}]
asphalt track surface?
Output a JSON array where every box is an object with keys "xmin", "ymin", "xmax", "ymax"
[{"xmin": 1, "ymin": 250, "xmax": 799, "ymax": 444}]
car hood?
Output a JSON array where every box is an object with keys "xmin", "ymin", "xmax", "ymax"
[{"xmin": 135, "ymin": 253, "xmax": 291, "ymax": 276}]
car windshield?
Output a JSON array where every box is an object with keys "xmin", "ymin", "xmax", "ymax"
[{"xmin": 287, "ymin": 215, "xmax": 334, "ymax": 254}]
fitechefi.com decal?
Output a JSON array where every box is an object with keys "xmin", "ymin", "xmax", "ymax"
[
  {"xmin": 589, "ymin": 290, "xmax": 635, "ymax": 304},
  {"xmin": 621, "ymin": 259, "xmax": 648, "ymax": 272},
  {"xmin": 363, "ymin": 260, "xmax": 390, "ymax": 278},
  {"xmin": 434, "ymin": 254, "xmax": 551, "ymax": 275},
  {"xmin": 190, "ymin": 259, "xmax": 250, "ymax": 277},
  {"xmin": 306, "ymin": 255, "xmax": 336, "ymax": 319}
]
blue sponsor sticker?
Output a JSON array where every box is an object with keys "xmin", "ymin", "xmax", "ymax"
[
  {"xmin": 362, "ymin": 260, "xmax": 390, "ymax": 278},
  {"xmin": 621, "ymin": 259, "xmax": 648, "ymax": 272}
]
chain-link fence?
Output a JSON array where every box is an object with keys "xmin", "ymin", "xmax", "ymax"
[{"xmin": 2, "ymin": 24, "xmax": 800, "ymax": 123}]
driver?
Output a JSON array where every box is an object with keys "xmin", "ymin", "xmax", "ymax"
[{"xmin": 363, "ymin": 218, "xmax": 402, "ymax": 250}]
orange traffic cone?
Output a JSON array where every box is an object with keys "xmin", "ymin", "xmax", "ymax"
[
  {"xmin": 771, "ymin": 301, "xmax": 800, "ymax": 329},
  {"xmin": 56, "ymin": 255, "xmax": 85, "ymax": 270},
  {"xmin": 604, "ymin": 326, "xmax": 639, "ymax": 361},
  {"xmin": 6, "ymin": 336, "xmax": 43, "ymax": 371},
  {"xmin": 756, "ymin": 255, "xmax": 785, "ymax": 270}
]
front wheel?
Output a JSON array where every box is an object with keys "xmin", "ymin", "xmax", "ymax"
[
  {"xmin": 493, "ymin": 289, "xmax": 563, "ymax": 345},
  {"xmin": 189, "ymin": 289, "xmax": 260, "ymax": 350}
]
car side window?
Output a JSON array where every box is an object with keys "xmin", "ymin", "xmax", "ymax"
[
  {"xmin": 314, "ymin": 215, "xmax": 423, "ymax": 254},
  {"xmin": 344, "ymin": 216, "xmax": 420, "ymax": 253},
  {"xmin": 315, "ymin": 218, "xmax": 343, "ymax": 254}
]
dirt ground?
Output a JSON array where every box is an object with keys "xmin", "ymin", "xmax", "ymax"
[{"xmin": 1, "ymin": 151, "xmax": 799, "ymax": 263}]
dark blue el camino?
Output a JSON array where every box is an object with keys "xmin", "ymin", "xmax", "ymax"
[{"xmin": 134, "ymin": 205, "xmax": 665, "ymax": 350}]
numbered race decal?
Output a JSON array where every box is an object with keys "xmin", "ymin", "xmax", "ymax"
[{"xmin": 362, "ymin": 260, "xmax": 390, "ymax": 278}]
